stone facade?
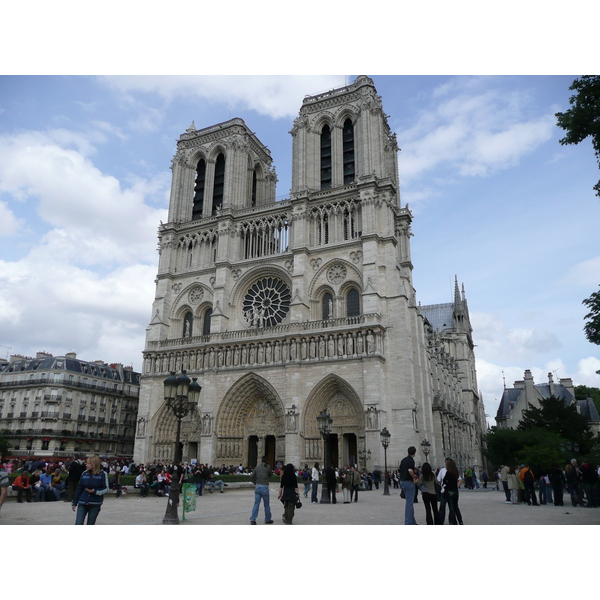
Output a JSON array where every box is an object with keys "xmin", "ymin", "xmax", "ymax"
[
  {"xmin": 135, "ymin": 76, "xmax": 487, "ymax": 472},
  {"xmin": 0, "ymin": 352, "xmax": 140, "ymax": 459}
]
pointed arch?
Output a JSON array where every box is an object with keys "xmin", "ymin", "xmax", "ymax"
[
  {"xmin": 215, "ymin": 372, "xmax": 285, "ymax": 438},
  {"xmin": 302, "ymin": 373, "xmax": 364, "ymax": 439}
]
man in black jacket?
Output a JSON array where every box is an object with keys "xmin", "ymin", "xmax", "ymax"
[{"xmin": 65, "ymin": 458, "xmax": 85, "ymax": 502}]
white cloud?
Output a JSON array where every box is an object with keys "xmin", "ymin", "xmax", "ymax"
[
  {"xmin": 397, "ymin": 79, "xmax": 555, "ymax": 189},
  {"xmin": 0, "ymin": 129, "xmax": 168, "ymax": 266},
  {"xmin": 564, "ymin": 256, "xmax": 600, "ymax": 288},
  {"xmin": 100, "ymin": 75, "xmax": 347, "ymax": 120},
  {"xmin": 0, "ymin": 200, "xmax": 23, "ymax": 235},
  {"xmin": 575, "ymin": 357, "xmax": 600, "ymax": 386},
  {"xmin": 471, "ymin": 311, "xmax": 561, "ymax": 364}
]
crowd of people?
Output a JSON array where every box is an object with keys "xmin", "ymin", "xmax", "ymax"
[
  {"xmin": 496, "ymin": 458, "xmax": 599, "ymax": 508},
  {"xmin": 3, "ymin": 452, "xmax": 599, "ymax": 525}
]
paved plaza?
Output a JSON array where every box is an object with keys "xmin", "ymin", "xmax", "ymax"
[{"xmin": 2, "ymin": 485, "xmax": 599, "ymax": 526}]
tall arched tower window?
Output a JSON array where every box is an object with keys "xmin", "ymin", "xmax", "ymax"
[
  {"xmin": 342, "ymin": 118, "xmax": 355, "ymax": 184},
  {"xmin": 320, "ymin": 125, "xmax": 332, "ymax": 190},
  {"xmin": 202, "ymin": 308, "xmax": 212, "ymax": 336},
  {"xmin": 251, "ymin": 168, "xmax": 258, "ymax": 207},
  {"xmin": 212, "ymin": 153, "xmax": 225, "ymax": 215},
  {"xmin": 192, "ymin": 159, "xmax": 206, "ymax": 220},
  {"xmin": 346, "ymin": 288, "xmax": 360, "ymax": 317}
]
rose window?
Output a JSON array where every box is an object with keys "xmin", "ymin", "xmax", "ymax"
[{"xmin": 243, "ymin": 277, "xmax": 291, "ymax": 327}]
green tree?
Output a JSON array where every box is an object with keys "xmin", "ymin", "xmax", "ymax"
[
  {"xmin": 517, "ymin": 395, "xmax": 595, "ymax": 455},
  {"xmin": 575, "ymin": 384, "xmax": 600, "ymax": 415},
  {"xmin": 555, "ymin": 75, "xmax": 600, "ymax": 197},
  {"xmin": 582, "ymin": 285, "xmax": 600, "ymax": 347}
]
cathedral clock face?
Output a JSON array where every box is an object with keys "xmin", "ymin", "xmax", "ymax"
[{"xmin": 243, "ymin": 277, "xmax": 291, "ymax": 327}]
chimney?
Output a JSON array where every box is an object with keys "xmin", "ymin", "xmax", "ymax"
[{"xmin": 548, "ymin": 372, "xmax": 555, "ymax": 397}]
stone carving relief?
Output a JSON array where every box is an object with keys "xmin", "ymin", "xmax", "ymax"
[{"xmin": 327, "ymin": 264, "xmax": 347, "ymax": 285}]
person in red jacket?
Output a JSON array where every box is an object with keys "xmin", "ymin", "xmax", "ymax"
[{"xmin": 13, "ymin": 471, "xmax": 33, "ymax": 503}]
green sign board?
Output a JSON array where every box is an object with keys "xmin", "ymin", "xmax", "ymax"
[{"xmin": 182, "ymin": 483, "xmax": 197, "ymax": 521}]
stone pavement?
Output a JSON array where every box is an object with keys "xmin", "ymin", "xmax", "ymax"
[{"xmin": 2, "ymin": 485, "xmax": 599, "ymax": 526}]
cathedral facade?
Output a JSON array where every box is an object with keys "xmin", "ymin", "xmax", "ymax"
[{"xmin": 134, "ymin": 76, "xmax": 487, "ymax": 472}]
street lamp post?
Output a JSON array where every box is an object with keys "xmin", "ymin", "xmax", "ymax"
[
  {"xmin": 162, "ymin": 370, "xmax": 201, "ymax": 525},
  {"xmin": 317, "ymin": 408, "xmax": 333, "ymax": 504},
  {"xmin": 358, "ymin": 448, "xmax": 371, "ymax": 470},
  {"xmin": 380, "ymin": 427, "xmax": 390, "ymax": 496},
  {"xmin": 421, "ymin": 439, "xmax": 431, "ymax": 465}
]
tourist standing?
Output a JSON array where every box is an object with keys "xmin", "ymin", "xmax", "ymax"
[
  {"xmin": 442, "ymin": 458, "xmax": 463, "ymax": 524},
  {"xmin": 301, "ymin": 464, "xmax": 311, "ymax": 498},
  {"xmin": 507, "ymin": 465, "xmax": 520, "ymax": 504},
  {"xmin": 72, "ymin": 455, "xmax": 109, "ymax": 525},
  {"xmin": 500, "ymin": 464, "xmax": 511, "ymax": 503},
  {"xmin": 417, "ymin": 462, "xmax": 440, "ymax": 525},
  {"xmin": 0, "ymin": 459, "xmax": 9, "ymax": 513},
  {"xmin": 520, "ymin": 464, "xmax": 538, "ymax": 506},
  {"xmin": 249, "ymin": 455, "xmax": 274, "ymax": 525},
  {"xmin": 548, "ymin": 465, "xmax": 565, "ymax": 506},
  {"xmin": 278, "ymin": 463, "xmax": 300, "ymax": 524},
  {"xmin": 311, "ymin": 462, "xmax": 320, "ymax": 504},
  {"xmin": 65, "ymin": 458, "xmax": 85, "ymax": 503},
  {"xmin": 565, "ymin": 461, "xmax": 583, "ymax": 507},
  {"xmin": 580, "ymin": 458, "xmax": 598, "ymax": 508},
  {"xmin": 350, "ymin": 466, "xmax": 361, "ymax": 502},
  {"xmin": 399, "ymin": 446, "xmax": 418, "ymax": 525},
  {"xmin": 340, "ymin": 466, "xmax": 352, "ymax": 503},
  {"xmin": 325, "ymin": 465, "xmax": 337, "ymax": 503}
]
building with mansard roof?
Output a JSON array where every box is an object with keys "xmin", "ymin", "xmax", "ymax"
[
  {"xmin": 0, "ymin": 351, "xmax": 140, "ymax": 459},
  {"xmin": 496, "ymin": 369, "xmax": 600, "ymax": 436},
  {"xmin": 135, "ymin": 76, "xmax": 487, "ymax": 472}
]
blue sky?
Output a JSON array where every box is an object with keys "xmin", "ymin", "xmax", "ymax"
[
  {"xmin": 1, "ymin": 4, "xmax": 599, "ymax": 428},
  {"xmin": 1, "ymin": 73, "xmax": 598, "ymax": 426}
]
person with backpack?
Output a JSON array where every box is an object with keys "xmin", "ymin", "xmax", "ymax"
[
  {"xmin": 519, "ymin": 464, "xmax": 538, "ymax": 506},
  {"xmin": 301, "ymin": 464, "xmax": 311, "ymax": 498}
]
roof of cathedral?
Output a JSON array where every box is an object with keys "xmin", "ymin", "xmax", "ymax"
[{"xmin": 420, "ymin": 302, "xmax": 455, "ymax": 333}]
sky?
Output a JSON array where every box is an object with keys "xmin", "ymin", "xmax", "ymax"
[{"xmin": 1, "ymin": 5, "xmax": 599, "ymax": 432}]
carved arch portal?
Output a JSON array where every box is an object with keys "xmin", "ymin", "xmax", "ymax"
[
  {"xmin": 151, "ymin": 400, "xmax": 202, "ymax": 463},
  {"xmin": 214, "ymin": 372, "xmax": 285, "ymax": 467},
  {"xmin": 302, "ymin": 374, "xmax": 364, "ymax": 468}
]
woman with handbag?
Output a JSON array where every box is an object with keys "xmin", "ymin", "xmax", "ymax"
[
  {"xmin": 278, "ymin": 463, "xmax": 300, "ymax": 524},
  {"xmin": 417, "ymin": 462, "xmax": 440, "ymax": 524}
]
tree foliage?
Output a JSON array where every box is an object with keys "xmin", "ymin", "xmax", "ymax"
[
  {"xmin": 575, "ymin": 384, "xmax": 600, "ymax": 414},
  {"xmin": 484, "ymin": 395, "xmax": 598, "ymax": 474},
  {"xmin": 582, "ymin": 285, "xmax": 600, "ymax": 346},
  {"xmin": 555, "ymin": 75, "xmax": 600, "ymax": 197},
  {"xmin": 517, "ymin": 395, "xmax": 595, "ymax": 455}
]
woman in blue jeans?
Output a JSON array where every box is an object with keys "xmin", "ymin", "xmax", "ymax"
[
  {"xmin": 442, "ymin": 458, "xmax": 463, "ymax": 525},
  {"xmin": 72, "ymin": 455, "xmax": 109, "ymax": 525}
]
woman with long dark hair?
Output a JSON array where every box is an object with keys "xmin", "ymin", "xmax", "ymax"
[
  {"xmin": 278, "ymin": 463, "xmax": 300, "ymax": 524},
  {"xmin": 442, "ymin": 458, "xmax": 463, "ymax": 525},
  {"xmin": 417, "ymin": 462, "xmax": 440, "ymax": 524}
]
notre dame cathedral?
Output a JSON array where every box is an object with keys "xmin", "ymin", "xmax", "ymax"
[{"xmin": 134, "ymin": 75, "xmax": 487, "ymax": 472}]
